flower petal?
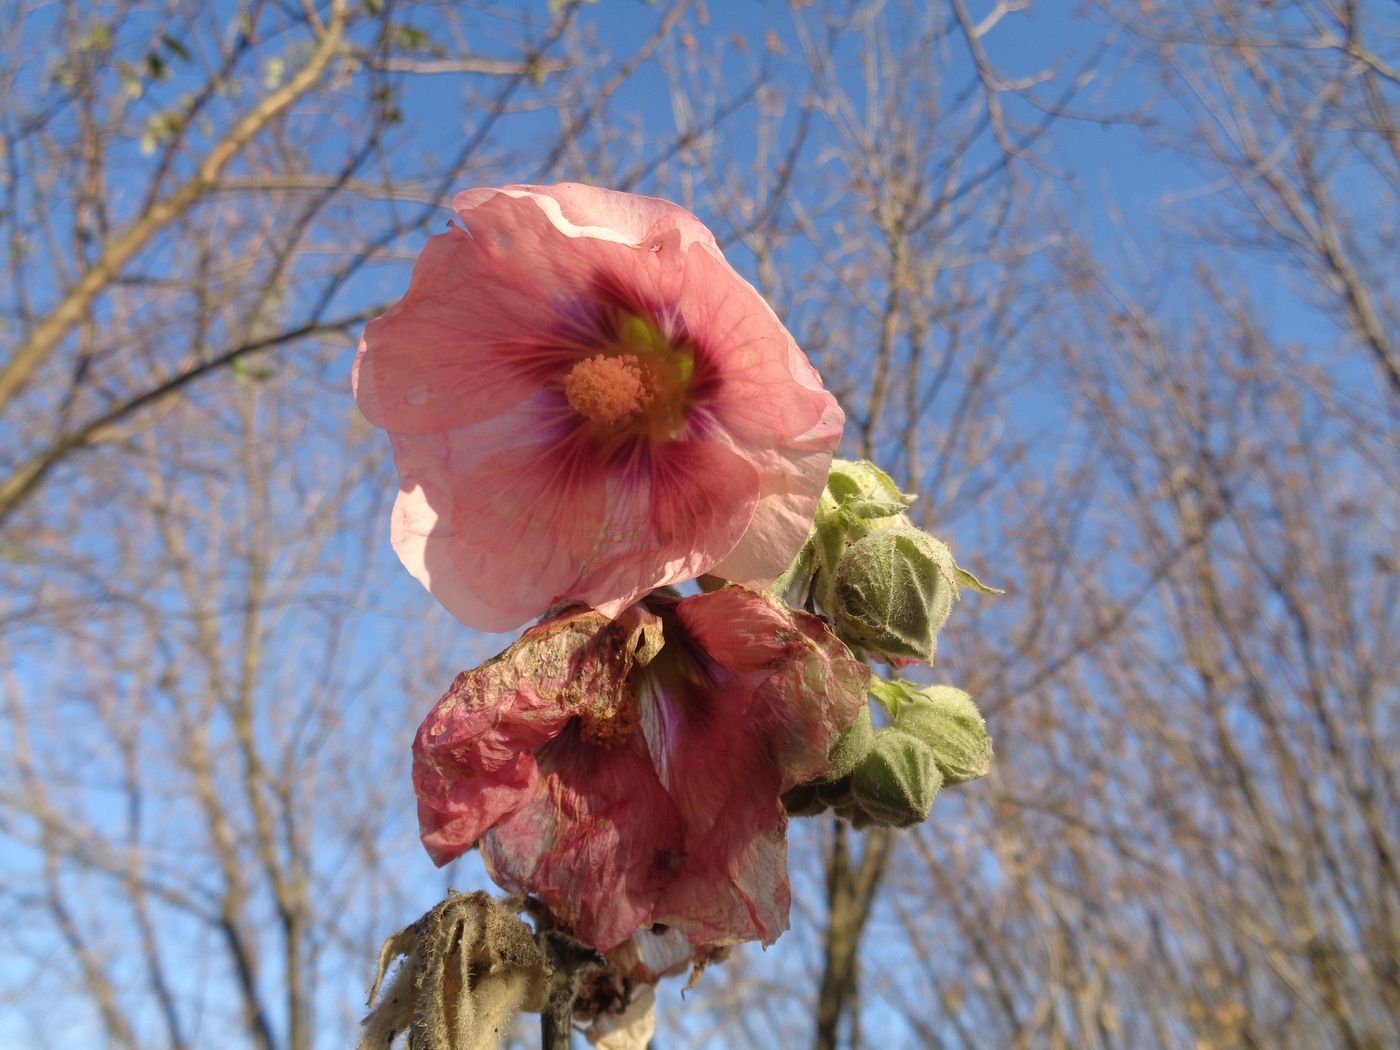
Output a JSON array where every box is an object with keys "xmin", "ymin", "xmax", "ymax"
[
  {"xmin": 675, "ymin": 245, "xmax": 844, "ymax": 584},
  {"xmin": 414, "ymin": 607, "xmax": 661, "ymax": 864},
  {"xmin": 602, "ymin": 927, "xmax": 701, "ymax": 985},
  {"xmin": 638, "ymin": 659, "xmax": 791, "ymax": 945},
  {"xmin": 483, "ymin": 724, "xmax": 684, "ymax": 952},
  {"xmin": 637, "ymin": 588, "xmax": 869, "ymax": 945},
  {"xmin": 454, "ymin": 183, "xmax": 717, "ymax": 250},
  {"xmin": 680, "ymin": 242, "xmax": 841, "ymax": 449},
  {"xmin": 352, "ymin": 227, "xmax": 546, "ymax": 435},
  {"xmin": 355, "ymin": 191, "xmax": 697, "ymax": 437},
  {"xmin": 706, "ymin": 403, "xmax": 843, "ymax": 586},
  {"xmin": 571, "ymin": 437, "xmax": 763, "ymax": 615},
  {"xmin": 391, "ymin": 396, "xmax": 764, "ymax": 631},
  {"xmin": 388, "ymin": 396, "xmax": 611, "ymax": 631},
  {"xmin": 677, "ymin": 587, "xmax": 870, "ymax": 787}
]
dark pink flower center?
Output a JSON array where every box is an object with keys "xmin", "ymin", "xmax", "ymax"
[{"xmin": 559, "ymin": 311, "xmax": 697, "ymax": 439}]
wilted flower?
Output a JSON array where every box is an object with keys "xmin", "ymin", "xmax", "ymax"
[
  {"xmin": 353, "ymin": 183, "xmax": 843, "ymax": 631},
  {"xmin": 412, "ymin": 586, "xmax": 869, "ymax": 951}
]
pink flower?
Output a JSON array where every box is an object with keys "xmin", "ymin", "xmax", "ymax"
[
  {"xmin": 353, "ymin": 183, "xmax": 843, "ymax": 631},
  {"xmin": 412, "ymin": 586, "xmax": 869, "ymax": 951}
]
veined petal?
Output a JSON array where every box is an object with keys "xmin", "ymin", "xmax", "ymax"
[
  {"xmin": 678, "ymin": 243, "xmax": 841, "ymax": 448},
  {"xmin": 571, "ymin": 437, "xmax": 763, "ymax": 613},
  {"xmin": 677, "ymin": 587, "xmax": 870, "ymax": 787},
  {"xmin": 387, "ymin": 393, "xmax": 607, "ymax": 632},
  {"xmin": 483, "ymin": 725, "xmax": 683, "ymax": 952},
  {"xmin": 707, "ymin": 404, "xmax": 843, "ymax": 586},
  {"xmin": 412, "ymin": 587, "xmax": 866, "ymax": 953},
  {"xmin": 455, "ymin": 182, "xmax": 717, "ymax": 250},
  {"xmin": 636, "ymin": 588, "xmax": 869, "ymax": 945},
  {"xmin": 414, "ymin": 606, "xmax": 661, "ymax": 864}
]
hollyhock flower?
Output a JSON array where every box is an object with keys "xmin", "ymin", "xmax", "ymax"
[
  {"xmin": 412, "ymin": 585, "xmax": 869, "ymax": 952},
  {"xmin": 352, "ymin": 183, "xmax": 843, "ymax": 631}
]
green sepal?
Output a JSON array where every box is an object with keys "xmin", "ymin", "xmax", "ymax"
[
  {"xmin": 954, "ymin": 566, "xmax": 1004, "ymax": 595},
  {"xmin": 891, "ymin": 685, "xmax": 992, "ymax": 784},
  {"xmin": 850, "ymin": 728, "xmax": 942, "ymax": 828},
  {"xmin": 824, "ymin": 704, "xmax": 874, "ymax": 781},
  {"xmin": 832, "ymin": 527, "xmax": 957, "ymax": 663}
]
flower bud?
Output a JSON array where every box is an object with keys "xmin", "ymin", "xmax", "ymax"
[
  {"xmin": 773, "ymin": 459, "xmax": 922, "ymax": 612},
  {"xmin": 891, "ymin": 685, "xmax": 992, "ymax": 784},
  {"xmin": 824, "ymin": 704, "xmax": 874, "ymax": 781},
  {"xmin": 832, "ymin": 527, "xmax": 957, "ymax": 662},
  {"xmin": 850, "ymin": 728, "xmax": 942, "ymax": 828},
  {"xmin": 824, "ymin": 459, "xmax": 914, "ymax": 524}
]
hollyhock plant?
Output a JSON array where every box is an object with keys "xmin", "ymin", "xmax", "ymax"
[
  {"xmin": 413, "ymin": 585, "xmax": 869, "ymax": 952},
  {"xmin": 353, "ymin": 183, "xmax": 843, "ymax": 631}
]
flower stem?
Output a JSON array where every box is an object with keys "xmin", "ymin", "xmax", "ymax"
[{"xmin": 539, "ymin": 929, "xmax": 604, "ymax": 1050}]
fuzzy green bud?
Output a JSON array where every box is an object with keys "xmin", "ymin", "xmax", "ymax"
[
  {"xmin": 773, "ymin": 459, "xmax": 922, "ymax": 612},
  {"xmin": 824, "ymin": 459, "xmax": 914, "ymax": 523},
  {"xmin": 891, "ymin": 685, "xmax": 992, "ymax": 784},
  {"xmin": 850, "ymin": 728, "xmax": 942, "ymax": 828},
  {"xmin": 832, "ymin": 527, "xmax": 958, "ymax": 662}
]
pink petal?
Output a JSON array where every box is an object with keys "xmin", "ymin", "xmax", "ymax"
[
  {"xmin": 569, "ymin": 437, "xmax": 762, "ymax": 613},
  {"xmin": 352, "ymin": 227, "xmax": 546, "ymax": 435},
  {"xmin": 638, "ymin": 661, "xmax": 791, "ymax": 945},
  {"xmin": 483, "ymin": 725, "xmax": 683, "ymax": 952},
  {"xmin": 679, "ymin": 242, "xmax": 841, "ymax": 448},
  {"xmin": 454, "ymin": 183, "xmax": 717, "ymax": 250},
  {"xmin": 414, "ymin": 607, "xmax": 660, "ymax": 864},
  {"xmin": 675, "ymin": 246, "xmax": 844, "ymax": 584},
  {"xmin": 706, "ymin": 408, "xmax": 843, "ymax": 586},
  {"xmin": 638, "ymin": 589, "xmax": 869, "ymax": 945},
  {"xmin": 391, "ymin": 398, "xmax": 763, "ymax": 632},
  {"xmin": 354, "ymin": 191, "xmax": 691, "ymax": 437},
  {"xmin": 678, "ymin": 587, "xmax": 870, "ymax": 787},
  {"xmin": 388, "ymin": 396, "xmax": 610, "ymax": 631}
]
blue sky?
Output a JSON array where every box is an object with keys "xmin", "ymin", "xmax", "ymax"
[{"xmin": 2, "ymin": 1, "xmax": 1395, "ymax": 1047}]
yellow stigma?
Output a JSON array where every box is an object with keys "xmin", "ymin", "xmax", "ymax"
[{"xmin": 564, "ymin": 354, "xmax": 653, "ymax": 425}]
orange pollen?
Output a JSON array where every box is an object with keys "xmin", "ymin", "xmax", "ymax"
[{"xmin": 564, "ymin": 354, "xmax": 653, "ymax": 425}]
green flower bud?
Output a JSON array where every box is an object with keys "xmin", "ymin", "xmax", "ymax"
[
  {"xmin": 824, "ymin": 704, "xmax": 874, "ymax": 781},
  {"xmin": 850, "ymin": 728, "xmax": 942, "ymax": 828},
  {"xmin": 781, "ymin": 782, "xmax": 828, "ymax": 817},
  {"xmin": 774, "ymin": 459, "xmax": 926, "ymax": 614},
  {"xmin": 832, "ymin": 527, "xmax": 958, "ymax": 662},
  {"xmin": 824, "ymin": 459, "xmax": 915, "ymax": 523},
  {"xmin": 890, "ymin": 685, "xmax": 992, "ymax": 784},
  {"xmin": 832, "ymin": 527, "xmax": 1004, "ymax": 663}
]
